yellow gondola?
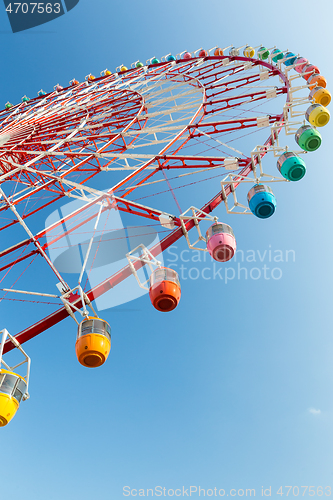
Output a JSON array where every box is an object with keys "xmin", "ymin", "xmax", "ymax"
[
  {"xmin": 0, "ymin": 329, "xmax": 30, "ymax": 427},
  {"xmin": 0, "ymin": 370, "xmax": 27, "ymax": 426}
]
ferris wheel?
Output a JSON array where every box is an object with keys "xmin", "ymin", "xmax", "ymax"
[{"xmin": 0, "ymin": 44, "xmax": 330, "ymax": 426}]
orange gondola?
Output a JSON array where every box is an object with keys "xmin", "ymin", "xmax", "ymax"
[
  {"xmin": 149, "ymin": 268, "xmax": 181, "ymax": 312},
  {"xmin": 75, "ymin": 317, "xmax": 111, "ymax": 368}
]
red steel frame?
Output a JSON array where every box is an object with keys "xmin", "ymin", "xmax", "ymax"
[{"xmin": 1, "ymin": 54, "xmax": 290, "ymax": 353}]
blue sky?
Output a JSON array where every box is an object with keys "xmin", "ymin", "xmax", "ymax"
[{"xmin": 1, "ymin": 1, "xmax": 333, "ymax": 499}]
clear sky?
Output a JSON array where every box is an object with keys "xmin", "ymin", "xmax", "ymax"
[{"xmin": 1, "ymin": 1, "xmax": 333, "ymax": 499}]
